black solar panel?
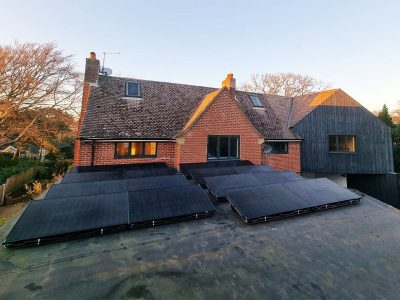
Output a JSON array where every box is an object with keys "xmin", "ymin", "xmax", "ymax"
[
  {"xmin": 284, "ymin": 178, "xmax": 360, "ymax": 208},
  {"xmin": 190, "ymin": 167, "xmax": 238, "ymax": 185},
  {"xmin": 233, "ymin": 165, "xmax": 273, "ymax": 174},
  {"xmin": 61, "ymin": 167, "xmax": 177, "ymax": 184},
  {"xmin": 124, "ymin": 167, "xmax": 176, "ymax": 178},
  {"xmin": 126, "ymin": 175, "xmax": 190, "ymax": 192},
  {"xmin": 3, "ymin": 193, "xmax": 129, "ymax": 247},
  {"xmin": 61, "ymin": 171, "xmax": 123, "ymax": 184},
  {"xmin": 129, "ymin": 185, "xmax": 215, "ymax": 227},
  {"xmin": 204, "ymin": 171, "xmax": 305, "ymax": 201},
  {"xmin": 180, "ymin": 160, "xmax": 253, "ymax": 175},
  {"xmin": 45, "ymin": 180, "xmax": 127, "ymax": 199},
  {"xmin": 252, "ymin": 171, "xmax": 304, "ymax": 185},
  {"xmin": 74, "ymin": 162, "xmax": 168, "ymax": 173},
  {"xmin": 225, "ymin": 178, "xmax": 361, "ymax": 224},
  {"xmin": 188, "ymin": 164, "xmax": 275, "ymax": 185}
]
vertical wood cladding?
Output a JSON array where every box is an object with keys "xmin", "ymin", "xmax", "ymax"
[{"xmin": 294, "ymin": 105, "xmax": 394, "ymax": 174}]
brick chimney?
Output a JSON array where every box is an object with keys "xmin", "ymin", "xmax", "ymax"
[
  {"xmin": 74, "ymin": 52, "xmax": 100, "ymax": 167},
  {"xmin": 222, "ymin": 73, "xmax": 236, "ymax": 90},
  {"xmin": 84, "ymin": 51, "xmax": 100, "ymax": 84}
]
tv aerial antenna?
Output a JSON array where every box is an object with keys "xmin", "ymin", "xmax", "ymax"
[{"xmin": 100, "ymin": 52, "xmax": 120, "ymax": 75}]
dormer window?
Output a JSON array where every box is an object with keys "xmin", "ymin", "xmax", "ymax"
[
  {"xmin": 125, "ymin": 82, "xmax": 141, "ymax": 98},
  {"xmin": 250, "ymin": 95, "xmax": 263, "ymax": 108}
]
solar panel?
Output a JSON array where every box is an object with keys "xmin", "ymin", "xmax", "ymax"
[
  {"xmin": 61, "ymin": 171, "xmax": 123, "ymax": 184},
  {"xmin": 225, "ymin": 178, "xmax": 361, "ymax": 224},
  {"xmin": 126, "ymin": 175, "xmax": 191, "ymax": 192},
  {"xmin": 124, "ymin": 167, "xmax": 176, "ymax": 179},
  {"xmin": 45, "ymin": 180, "xmax": 127, "ymax": 199},
  {"xmin": 284, "ymin": 178, "xmax": 361, "ymax": 208},
  {"xmin": 180, "ymin": 160, "xmax": 253, "ymax": 175},
  {"xmin": 190, "ymin": 167, "xmax": 238, "ymax": 185},
  {"xmin": 232, "ymin": 165, "xmax": 273, "ymax": 174},
  {"xmin": 3, "ymin": 193, "xmax": 129, "ymax": 247},
  {"xmin": 74, "ymin": 162, "xmax": 168, "ymax": 173},
  {"xmin": 204, "ymin": 174, "xmax": 264, "ymax": 200},
  {"xmin": 204, "ymin": 171, "xmax": 305, "ymax": 201},
  {"xmin": 129, "ymin": 185, "xmax": 215, "ymax": 227},
  {"xmin": 252, "ymin": 171, "xmax": 304, "ymax": 185}
]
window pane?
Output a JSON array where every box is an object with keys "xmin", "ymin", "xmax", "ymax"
[
  {"xmin": 270, "ymin": 142, "xmax": 288, "ymax": 154},
  {"xmin": 144, "ymin": 142, "xmax": 156, "ymax": 155},
  {"xmin": 250, "ymin": 95, "xmax": 263, "ymax": 107},
  {"xmin": 208, "ymin": 136, "xmax": 218, "ymax": 159},
  {"xmin": 116, "ymin": 143, "xmax": 129, "ymax": 156},
  {"xmin": 329, "ymin": 136, "xmax": 337, "ymax": 152},
  {"xmin": 131, "ymin": 142, "xmax": 143, "ymax": 156},
  {"xmin": 126, "ymin": 82, "xmax": 140, "ymax": 97},
  {"xmin": 219, "ymin": 136, "xmax": 229, "ymax": 158},
  {"xmin": 229, "ymin": 137, "xmax": 239, "ymax": 158},
  {"xmin": 347, "ymin": 136, "xmax": 356, "ymax": 152},
  {"xmin": 338, "ymin": 136, "xmax": 347, "ymax": 152}
]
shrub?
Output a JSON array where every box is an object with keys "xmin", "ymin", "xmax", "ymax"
[{"xmin": 0, "ymin": 157, "xmax": 38, "ymax": 184}]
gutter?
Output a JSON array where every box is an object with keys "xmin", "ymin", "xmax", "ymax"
[
  {"xmin": 80, "ymin": 137, "xmax": 175, "ymax": 142},
  {"xmin": 265, "ymin": 139, "xmax": 302, "ymax": 142}
]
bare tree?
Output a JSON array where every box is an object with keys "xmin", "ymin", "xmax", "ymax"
[
  {"xmin": 241, "ymin": 72, "xmax": 329, "ymax": 96},
  {"xmin": 0, "ymin": 42, "xmax": 82, "ymax": 147}
]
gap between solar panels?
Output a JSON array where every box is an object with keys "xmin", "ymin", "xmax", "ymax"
[
  {"xmin": 3, "ymin": 175, "xmax": 215, "ymax": 248},
  {"xmin": 225, "ymin": 178, "xmax": 361, "ymax": 224}
]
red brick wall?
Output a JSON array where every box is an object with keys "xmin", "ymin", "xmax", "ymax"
[
  {"xmin": 180, "ymin": 89, "xmax": 263, "ymax": 165},
  {"xmin": 75, "ymin": 141, "xmax": 176, "ymax": 167},
  {"xmin": 262, "ymin": 142, "xmax": 301, "ymax": 173}
]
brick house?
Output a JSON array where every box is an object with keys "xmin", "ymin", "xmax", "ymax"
[
  {"xmin": 74, "ymin": 52, "xmax": 301, "ymax": 172},
  {"xmin": 74, "ymin": 53, "xmax": 392, "ymax": 180}
]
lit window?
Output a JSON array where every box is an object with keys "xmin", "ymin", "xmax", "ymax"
[
  {"xmin": 267, "ymin": 142, "xmax": 288, "ymax": 154},
  {"xmin": 125, "ymin": 82, "xmax": 141, "ymax": 97},
  {"xmin": 207, "ymin": 136, "xmax": 240, "ymax": 160},
  {"xmin": 115, "ymin": 143, "xmax": 129, "ymax": 156},
  {"xmin": 115, "ymin": 142, "xmax": 157, "ymax": 158},
  {"xmin": 145, "ymin": 142, "xmax": 157, "ymax": 156},
  {"xmin": 328, "ymin": 135, "xmax": 356, "ymax": 153},
  {"xmin": 250, "ymin": 95, "xmax": 263, "ymax": 108},
  {"xmin": 131, "ymin": 142, "xmax": 143, "ymax": 156}
]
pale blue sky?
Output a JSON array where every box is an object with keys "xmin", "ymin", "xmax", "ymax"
[{"xmin": 1, "ymin": 0, "xmax": 399, "ymax": 111}]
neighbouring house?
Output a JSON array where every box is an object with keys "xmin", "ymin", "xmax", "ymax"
[
  {"xmin": 1, "ymin": 146, "xmax": 17, "ymax": 156},
  {"xmin": 74, "ymin": 52, "xmax": 393, "ymax": 188}
]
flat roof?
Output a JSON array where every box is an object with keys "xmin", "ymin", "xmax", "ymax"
[{"xmin": 1, "ymin": 194, "xmax": 400, "ymax": 298}]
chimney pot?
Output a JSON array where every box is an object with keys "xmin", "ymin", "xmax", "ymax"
[
  {"xmin": 222, "ymin": 73, "xmax": 236, "ymax": 90},
  {"xmin": 89, "ymin": 52, "xmax": 96, "ymax": 61}
]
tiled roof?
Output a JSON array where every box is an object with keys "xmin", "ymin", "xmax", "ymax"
[{"xmin": 80, "ymin": 75, "xmax": 302, "ymax": 140}]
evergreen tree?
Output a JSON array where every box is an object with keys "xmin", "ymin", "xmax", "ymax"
[{"xmin": 378, "ymin": 104, "xmax": 394, "ymax": 128}]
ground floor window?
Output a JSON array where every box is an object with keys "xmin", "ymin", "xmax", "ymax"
[
  {"xmin": 115, "ymin": 142, "xmax": 157, "ymax": 158},
  {"xmin": 329, "ymin": 135, "xmax": 356, "ymax": 153},
  {"xmin": 266, "ymin": 142, "xmax": 288, "ymax": 154},
  {"xmin": 207, "ymin": 135, "xmax": 240, "ymax": 160}
]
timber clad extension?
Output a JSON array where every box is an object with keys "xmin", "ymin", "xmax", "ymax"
[{"xmin": 74, "ymin": 52, "xmax": 393, "ymax": 179}]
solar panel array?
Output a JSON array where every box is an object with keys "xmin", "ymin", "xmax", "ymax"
[
  {"xmin": 180, "ymin": 160, "xmax": 253, "ymax": 175},
  {"xmin": 225, "ymin": 178, "xmax": 361, "ymax": 224},
  {"xmin": 3, "ymin": 171, "xmax": 215, "ymax": 247}
]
